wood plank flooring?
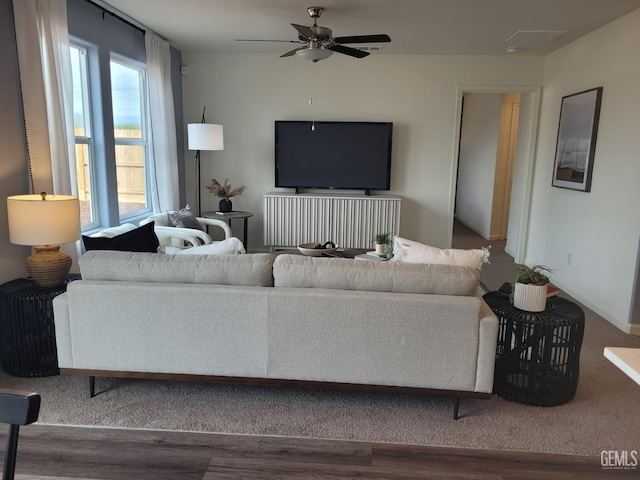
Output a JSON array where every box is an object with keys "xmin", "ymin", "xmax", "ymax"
[{"xmin": 0, "ymin": 424, "xmax": 626, "ymax": 479}]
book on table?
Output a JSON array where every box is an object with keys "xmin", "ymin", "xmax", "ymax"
[{"xmin": 355, "ymin": 253, "xmax": 388, "ymax": 262}]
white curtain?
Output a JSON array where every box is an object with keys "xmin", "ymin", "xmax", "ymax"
[
  {"xmin": 13, "ymin": 0, "xmax": 79, "ymax": 264},
  {"xmin": 12, "ymin": 0, "xmax": 76, "ymax": 196},
  {"xmin": 145, "ymin": 32, "xmax": 179, "ymax": 212}
]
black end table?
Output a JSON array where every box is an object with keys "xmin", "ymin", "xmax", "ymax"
[
  {"xmin": 0, "ymin": 275, "xmax": 80, "ymax": 377},
  {"xmin": 483, "ymin": 291, "xmax": 585, "ymax": 406}
]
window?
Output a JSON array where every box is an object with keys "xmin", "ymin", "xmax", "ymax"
[
  {"xmin": 70, "ymin": 44, "xmax": 97, "ymax": 228},
  {"xmin": 110, "ymin": 56, "xmax": 150, "ymax": 218},
  {"xmin": 69, "ymin": 40, "xmax": 152, "ymax": 232}
]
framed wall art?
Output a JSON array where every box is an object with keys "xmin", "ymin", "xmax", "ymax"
[{"xmin": 551, "ymin": 87, "xmax": 603, "ymax": 192}]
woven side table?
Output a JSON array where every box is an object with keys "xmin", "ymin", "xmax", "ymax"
[
  {"xmin": 0, "ymin": 275, "xmax": 80, "ymax": 377},
  {"xmin": 483, "ymin": 291, "xmax": 585, "ymax": 406}
]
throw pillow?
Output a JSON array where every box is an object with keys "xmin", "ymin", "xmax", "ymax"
[
  {"xmin": 390, "ymin": 235, "xmax": 490, "ymax": 269},
  {"xmin": 83, "ymin": 221, "xmax": 160, "ymax": 253},
  {"xmin": 170, "ymin": 237, "xmax": 246, "ymax": 256},
  {"xmin": 167, "ymin": 205, "xmax": 202, "ymax": 230},
  {"xmin": 91, "ymin": 223, "xmax": 138, "ymax": 238}
]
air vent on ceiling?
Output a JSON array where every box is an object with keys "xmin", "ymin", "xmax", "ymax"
[{"xmin": 356, "ymin": 46, "xmax": 383, "ymax": 52}]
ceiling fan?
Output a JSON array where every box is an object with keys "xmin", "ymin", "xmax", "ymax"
[{"xmin": 236, "ymin": 6, "xmax": 391, "ymax": 62}]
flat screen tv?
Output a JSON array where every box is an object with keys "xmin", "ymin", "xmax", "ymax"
[{"xmin": 275, "ymin": 121, "xmax": 393, "ymax": 194}]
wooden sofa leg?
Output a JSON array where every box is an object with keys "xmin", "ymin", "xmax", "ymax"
[
  {"xmin": 89, "ymin": 376, "xmax": 96, "ymax": 398},
  {"xmin": 453, "ymin": 397, "xmax": 460, "ymax": 420}
]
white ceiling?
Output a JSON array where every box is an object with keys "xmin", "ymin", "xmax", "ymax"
[{"xmin": 100, "ymin": 0, "xmax": 640, "ymax": 56}]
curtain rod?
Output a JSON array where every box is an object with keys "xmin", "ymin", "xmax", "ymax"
[{"xmin": 83, "ymin": 0, "xmax": 171, "ymax": 42}]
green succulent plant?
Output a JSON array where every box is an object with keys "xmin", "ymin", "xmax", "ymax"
[
  {"xmin": 509, "ymin": 263, "xmax": 554, "ymax": 304},
  {"xmin": 514, "ymin": 263, "xmax": 553, "ymax": 286},
  {"xmin": 374, "ymin": 232, "xmax": 391, "ymax": 245}
]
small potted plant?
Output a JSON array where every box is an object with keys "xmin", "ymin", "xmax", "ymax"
[
  {"xmin": 510, "ymin": 263, "xmax": 553, "ymax": 312},
  {"xmin": 206, "ymin": 178, "xmax": 246, "ymax": 213},
  {"xmin": 373, "ymin": 232, "xmax": 391, "ymax": 255}
]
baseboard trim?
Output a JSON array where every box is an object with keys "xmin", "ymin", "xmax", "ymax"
[
  {"xmin": 543, "ymin": 276, "xmax": 638, "ymax": 335},
  {"xmin": 628, "ymin": 323, "xmax": 640, "ymax": 336},
  {"xmin": 60, "ymin": 369, "xmax": 492, "ymax": 400}
]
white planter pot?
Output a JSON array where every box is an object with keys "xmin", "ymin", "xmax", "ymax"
[
  {"xmin": 513, "ymin": 283, "xmax": 547, "ymax": 312},
  {"xmin": 375, "ymin": 243, "xmax": 386, "ymax": 254}
]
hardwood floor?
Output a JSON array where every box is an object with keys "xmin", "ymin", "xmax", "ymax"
[{"xmin": 1, "ymin": 424, "xmax": 623, "ymax": 479}]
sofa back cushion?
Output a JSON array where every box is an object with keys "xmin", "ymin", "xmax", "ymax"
[
  {"xmin": 79, "ymin": 251, "xmax": 274, "ymax": 286},
  {"xmin": 273, "ymin": 254, "xmax": 479, "ymax": 296}
]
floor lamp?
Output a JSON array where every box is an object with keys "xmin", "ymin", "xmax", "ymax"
[{"xmin": 187, "ymin": 117, "xmax": 224, "ymax": 216}]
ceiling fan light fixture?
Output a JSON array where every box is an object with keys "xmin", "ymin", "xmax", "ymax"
[{"xmin": 296, "ymin": 47, "xmax": 333, "ymax": 62}]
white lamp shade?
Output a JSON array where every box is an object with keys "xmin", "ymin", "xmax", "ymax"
[
  {"xmin": 7, "ymin": 194, "xmax": 80, "ymax": 246},
  {"xmin": 188, "ymin": 123, "xmax": 224, "ymax": 151},
  {"xmin": 296, "ymin": 47, "xmax": 333, "ymax": 62}
]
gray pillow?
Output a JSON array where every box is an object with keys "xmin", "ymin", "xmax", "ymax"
[{"xmin": 167, "ymin": 205, "xmax": 202, "ymax": 230}]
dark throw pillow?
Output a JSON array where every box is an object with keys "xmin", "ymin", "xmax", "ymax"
[
  {"xmin": 167, "ymin": 205, "xmax": 202, "ymax": 230},
  {"xmin": 83, "ymin": 222, "xmax": 160, "ymax": 253}
]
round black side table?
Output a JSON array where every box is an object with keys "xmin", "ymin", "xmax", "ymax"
[
  {"xmin": 483, "ymin": 291, "xmax": 585, "ymax": 406},
  {"xmin": 0, "ymin": 275, "xmax": 80, "ymax": 377}
]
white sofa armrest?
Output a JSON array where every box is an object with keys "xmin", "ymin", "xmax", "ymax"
[
  {"xmin": 152, "ymin": 225, "xmax": 212, "ymax": 246},
  {"xmin": 196, "ymin": 218, "xmax": 232, "ymax": 239}
]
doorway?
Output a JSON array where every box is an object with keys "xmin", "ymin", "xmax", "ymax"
[{"xmin": 448, "ymin": 85, "xmax": 542, "ymax": 265}]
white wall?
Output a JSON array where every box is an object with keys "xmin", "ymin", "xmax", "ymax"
[
  {"xmin": 455, "ymin": 93, "xmax": 501, "ymax": 239},
  {"xmin": 181, "ymin": 53, "xmax": 544, "ymax": 252},
  {"xmin": 527, "ymin": 9, "xmax": 640, "ymax": 331}
]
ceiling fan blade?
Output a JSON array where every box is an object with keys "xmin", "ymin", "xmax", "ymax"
[
  {"xmin": 333, "ymin": 34, "xmax": 391, "ymax": 44},
  {"xmin": 236, "ymin": 39, "xmax": 305, "ymax": 43},
  {"xmin": 291, "ymin": 23, "xmax": 315, "ymax": 39},
  {"xmin": 280, "ymin": 46, "xmax": 308, "ymax": 58},
  {"xmin": 326, "ymin": 44, "xmax": 369, "ymax": 58}
]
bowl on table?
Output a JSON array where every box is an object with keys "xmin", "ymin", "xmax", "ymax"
[{"xmin": 297, "ymin": 242, "xmax": 338, "ymax": 256}]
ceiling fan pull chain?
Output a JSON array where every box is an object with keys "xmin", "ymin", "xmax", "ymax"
[{"xmin": 310, "ymin": 62, "xmax": 316, "ymax": 131}]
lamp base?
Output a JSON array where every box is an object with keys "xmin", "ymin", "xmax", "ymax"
[{"xmin": 26, "ymin": 245, "xmax": 72, "ymax": 288}]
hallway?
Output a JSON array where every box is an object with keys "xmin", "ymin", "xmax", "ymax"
[{"xmin": 452, "ymin": 220, "xmax": 518, "ymax": 291}]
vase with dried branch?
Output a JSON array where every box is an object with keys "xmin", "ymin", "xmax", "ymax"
[{"xmin": 206, "ymin": 178, "xmax": 246, "ymax": 213}]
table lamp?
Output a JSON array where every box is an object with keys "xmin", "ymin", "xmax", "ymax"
[
  {"xmin": 7, "ymin": 193, "xmax": 80, "ymax": 288},
  {"xmin": 188, "ymin": 109, "xmax": 224, "ymax": 216}
]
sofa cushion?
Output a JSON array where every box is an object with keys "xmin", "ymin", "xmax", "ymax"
[
  {"xmin": 273, "ymin": 254, "xmax": 479, "ymax": 296},
  {"xmin": 82, "ymin": 222, "xmax": 159, "ymax": 253},
  {"xmin": 390, "ymin": 236, "xmax": 490, "ymax": 270},
  {"xmin": 80, "ymin": 250, "xmax": 274, "ymax": 286}
]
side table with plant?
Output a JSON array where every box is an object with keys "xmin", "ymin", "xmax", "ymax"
[{"xmin": 206, "ymin": 178, "xmax": 246, "ymax": 213}]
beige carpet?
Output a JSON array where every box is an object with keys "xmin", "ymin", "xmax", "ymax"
[{"xmin": 2, "ymin": 224, "xmax": 638, "ymax": 456}]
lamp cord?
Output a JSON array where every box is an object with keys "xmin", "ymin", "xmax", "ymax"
[{"xmin": 11, "ymin": 0, "xmax": 35, "ymax": 194}]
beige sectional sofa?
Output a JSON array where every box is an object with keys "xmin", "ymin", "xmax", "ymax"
[{"xmin": 53, "ymin": 251, "xmax": 499, "ymax": 418}]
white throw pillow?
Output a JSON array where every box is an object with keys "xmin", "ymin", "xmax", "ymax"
[
  {"xmin": 91, "ymin": 223, "xmax": 138, "ymax": 238},
  {"xmin": 172, "ymin": 237, "xmax": 246, "ymax": 256},
  {"xmin": 390, "ymin": 236, "xmax": 490, "ymax": 269}
]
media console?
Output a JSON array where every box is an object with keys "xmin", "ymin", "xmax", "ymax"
[{"xmin": 263, "ymin": 192, "xmax": 401, "ymax": 249}]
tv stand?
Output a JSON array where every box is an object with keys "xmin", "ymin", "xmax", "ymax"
[
  {"xmin": 264, "ymin": 192, "xmax": 401, "ymax": 249},
  {"xmin": 292, "ymin": 188, "xmax": 373, "ymax": 196}
]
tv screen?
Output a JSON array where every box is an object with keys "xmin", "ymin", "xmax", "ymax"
[{"xmin": 275, "ymin": 121, "xmax": 393, "ymax": 192}]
